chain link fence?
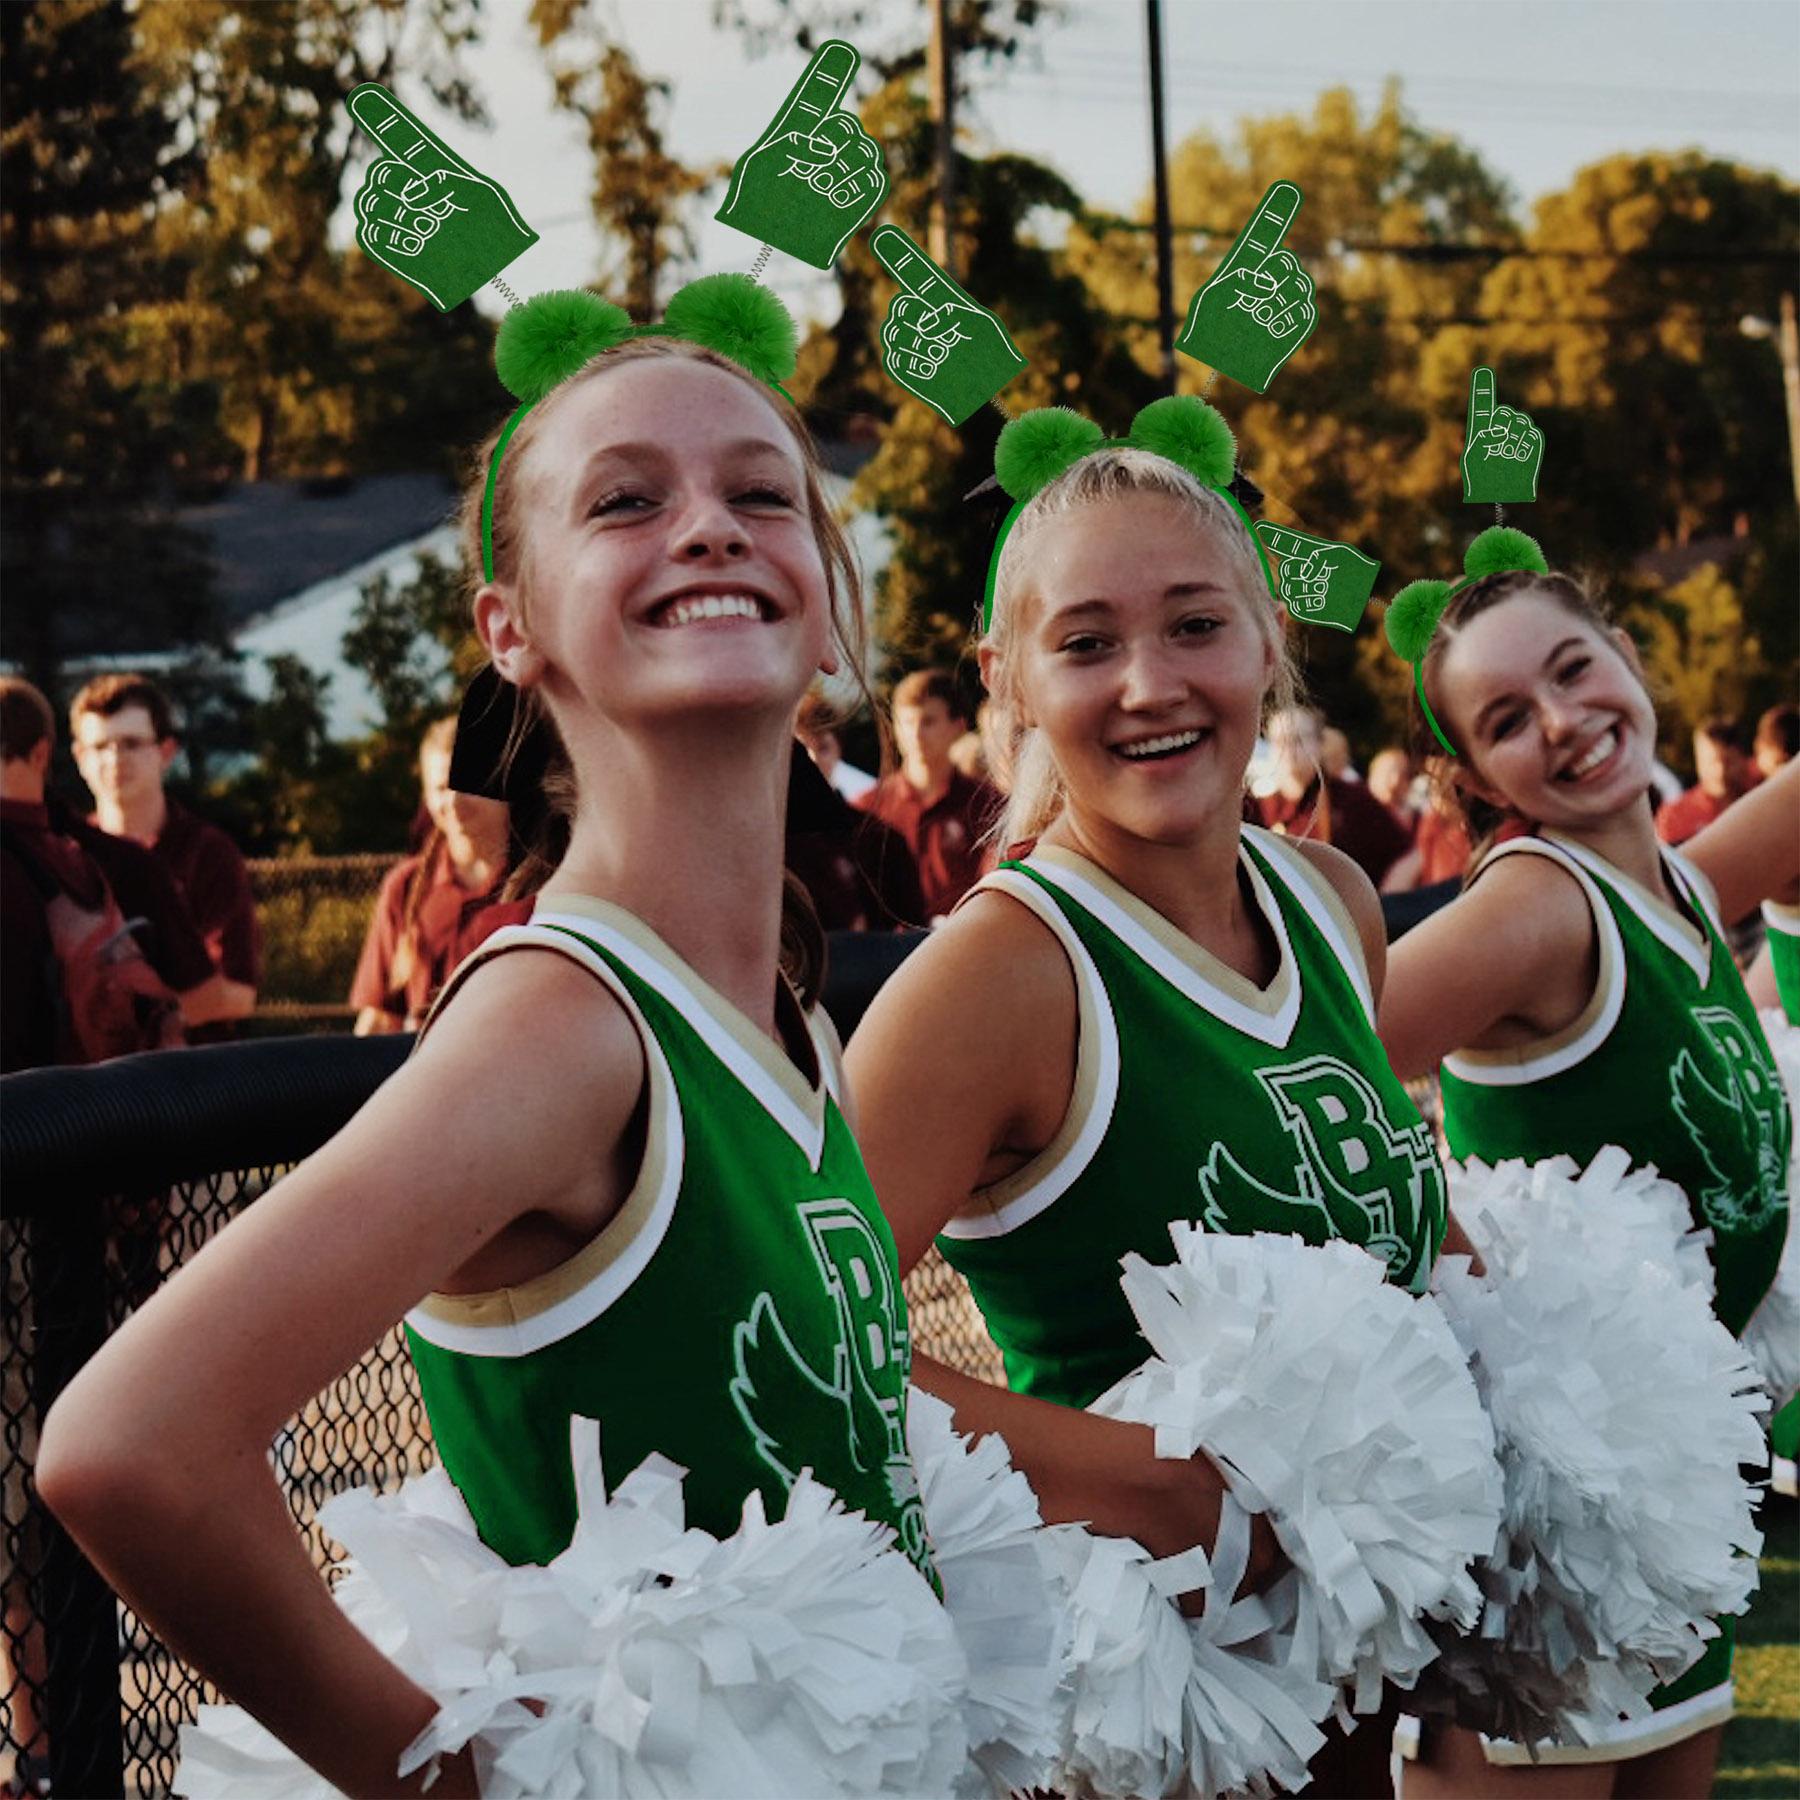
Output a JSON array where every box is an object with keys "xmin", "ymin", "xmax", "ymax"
[
  {"xmin": 247, "ymin": 853, "xmax": 400, "ymax": 1032},
  {"xmin": 0, "ymin": 1030, "xmax": 1006, "ymax": 1798}
]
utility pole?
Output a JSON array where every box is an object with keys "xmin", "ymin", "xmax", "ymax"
[
  {"xmin": 1743, "ymin": 295, "xmax": 1800, "ymax": 513},
  {"xmin": 1781, "ymin": 291, "xmax": 1800, "ymax": 513},
  {"xmin": 927, "ymin": 0, "xmax": 956, "ymax": 275},
  {"xmin": 1145, "ymin": 0, "xmax": 1176, "ymax": 393}
]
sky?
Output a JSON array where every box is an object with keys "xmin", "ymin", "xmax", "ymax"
[{"xmin": 368, "ymin": 0, "xmax": 1800, "ymax": 323}]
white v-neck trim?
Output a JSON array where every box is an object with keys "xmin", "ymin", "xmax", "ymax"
[
  {"xmin": 1541, "ymin": 832, "xmax": 1713, "ymax": 985},
  {"xmin": 534, "ymin": 899, "xmax": 829, "ymax": 1170},
  {"xmin": 1024, "ymin": 842, "xmax": 1302, "ymax": 1048}
]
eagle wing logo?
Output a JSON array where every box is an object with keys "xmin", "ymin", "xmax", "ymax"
[{"xmin": 1670, "ymin": 1009, "xmax": 1787, "ymax": 1233}]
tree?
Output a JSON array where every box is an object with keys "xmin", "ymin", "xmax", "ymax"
[
  {"xmin": 126, "ymin": 0, "xmax": 497, "ymax": 481},
  {"xmin": 530, "ymin": 3, "xmax": 718, "ymax": 318},
  {"xmin": 1450, "ymin": 152, "xmax": 1799, "ymax": 754},
  {"xmin": 0, "ymin": 0, "xmax": 225, "ymax": 690},
  {"xmin": 714, "ymin": 0, "xmax": 1055, "ymax": 80},
  {"xmin": 216, "ymin": 549, "xmax": 479, "ymax": 853}
]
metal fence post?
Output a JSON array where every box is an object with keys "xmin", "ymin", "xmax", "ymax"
[{"xmin": 31, "ymin": 1195, "xmax": 125, "ymax": 1798}]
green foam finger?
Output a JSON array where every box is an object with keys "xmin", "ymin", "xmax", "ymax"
[
  {"xmin": 1462, "ymin": 369, "xmax": 1545, "ymax": 504},
  {"xmin": 759, "ymin": 39, "xmax": 860, "ymax": 147},
  {"xmin": 1253, "ymin": 523, "xmax": 1327, "ymax": 561},
  {"xmin": 348, "ymin": 83, "xmax": 472, "ymax": 183},
  {"xmin": 872, "ymin": 225, "xmax": 1025, "ymax": 425},
  {"xmin": 1467, "ymin": 366, "xmax": 1497, "ymax": 439},
  {"xmin": 1253, "ymin": 523, "xmax": 1379, "ymax": 632},
  {"xmin": 715, "ymin": 39, "xmax": 886, "ymax": 269},
  {"xmin": 871, "ymin": 224, "xmax": 975, "ymax": 311},
  {"xmin": 1216, "ymin": 180, "xmax": 1303, "ymax": 279},
  {"xmin": 345, "ymin": 84, "xmax": 537, "ymax": 311},
  {"xmin": 1175, "ymin": 180, "xmax": 1316, "ymax": 392}
]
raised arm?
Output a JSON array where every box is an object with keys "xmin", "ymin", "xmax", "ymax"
[
  {"xmin": 1681, "ymin": 756, "xmax": 1800, "ymax": 923},
  {"xmin": 1378, "ymin": 850, "xmax": 1595, "ymax": 1081},
  {"xmin": 36, "ymin": 948, "xmax": 646, "ymax": 1797}
]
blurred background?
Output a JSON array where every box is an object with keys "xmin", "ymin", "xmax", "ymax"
[{"xmin": 3, "ymin": 0, "xmax": 1797, "ymax": 1012}]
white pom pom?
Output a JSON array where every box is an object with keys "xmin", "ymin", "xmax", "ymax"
[
  {"xmin": 1425, "ymin": 1156, "xmax": 1769, "ymax": 1747},
  {"xmin": 1093, "ymin": 1229, "xmax": 1503, "ymax": 1719},
  {"xmin": 1035, "ymin": 1511, "xmax": 1330, "ymax": 1800},
  {"xmin": 179, "ymin": 1452, "xmax": 970, "ymax": 1798},
  {"xmin": 905, "ymin": 1387, "xmax": 1065, "ymax": 1796},
  {"xmin": 1449, "ymin": 1148, "xmax": 1717, "ymax": 1299},
  {"xmin": 1744, "ymin": 1012, "xmax": 1800, "ymax": 1409}
]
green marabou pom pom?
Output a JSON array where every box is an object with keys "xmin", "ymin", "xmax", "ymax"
[
  {"xmin": 662, "ymin": 274, "xmax": 798, "ymax": 384},
  {"xmin": 1127, "ymin": 395, "xmax": 1236, "ymax": 488},
  {"xmin": 1463, "ymin": 526, "xmax": 1548, "ymax": 581},
  {"xmin": 994, "ymin": 408, "xmax": 1106, "ymax": 500},
  {"xmin": 1385, "ymin": 579, "xmax": 1456, "ymax": 662},
  {"xmin": 495, "ymin": 290, "xmax": 633, "ymax": 403}
]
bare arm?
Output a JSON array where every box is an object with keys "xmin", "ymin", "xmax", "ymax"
[
  {"xmin": 1380, "ymin": 846, "xmax": 1424, "ymax": 894},
  {"xmin": 178, "ymin": 971, "xmax": 257, "ymax": 1027},
  {"xmin": 1292, "ymin": 837, "xmax": 1388, "ymax": 1009},
  {"xmin": 1378, "ymin": 853, "xmax": 1594, "ymax": 1082},
  {"xmin": 848, "ymin": 897, "xmax": 1279, "ymax": 1592},
  {"xmin": 36, "ymin": 949, "xmax": 645, "ymax": 1797},
  {"xmin": 1682, "ymin": 758, "xmax": 1800, "ymax": 923}
]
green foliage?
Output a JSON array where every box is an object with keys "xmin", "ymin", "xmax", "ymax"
[
  {"xmin": 0, "ymin": 1, "xmax": 227, "ymax": 691},
  {"xmin": 217, "ymin": 552, "xmax": 474, "ymax": 854},
  {"xmin": 1622, "ymin": 562, "xmax": 1766, "ymax": 760},
  {"xmin": 256, "ymin": 885, "xmax": 382, "ymax": 1007},
  {"xmin": 126, "ymin": 0, "xmax": 497, "ymax": 481},
  {"xmin": 532, "ymin": 4, "xmax": 718, "ymax": 317}
]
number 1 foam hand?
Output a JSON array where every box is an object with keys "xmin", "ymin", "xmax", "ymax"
[
  {"xmin": 347, "ymin": 84, "xmax": 538, "ymax": 311},
  {"xmin": 715, "ymin": 41, "xmax": 888, "ymax": 269},
  {"xmin": 1462, "ymin": 367, "xmax": 1544, "ymax": 504},
  {"xmin": 1253, "ymin": 524, "xmax": 1380, "ymax": 633},
  {"xmin": 1176, "ymin": 181, "xmax": 1317, "ymax": 393},
  {"xmin": 871, "ymin": 226, "xmax": 1027, "ymax": 425}
]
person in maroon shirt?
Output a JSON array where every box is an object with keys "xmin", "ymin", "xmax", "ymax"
[
  {"xmin": 1655, "ymin": 715, "xmax": 1760, "ymax": 846},
  {"xmin": 350, "ymin": 718, "xmax": 514, "ymax": 1033},
  {"xmin": 3, "ymin": 678, "xmax": 225, "ymax": 1073},
  {"xmin": 786, "ymin": 738, "xmax": 928, "ymax": 932},
  {"xmin": 854, "ymin": 669, "xmax": 1003, "ymax": 920},
  {"xmin": 1256, "ymin": 704, "xmax": 1412, "ymax": 885},
  {"xmin": 69, "ymin": 674, "xmax": 261, "ymax": 1038}
]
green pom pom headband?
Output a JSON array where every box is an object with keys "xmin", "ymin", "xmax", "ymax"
[
  {"xmin": 481, "ymin": 273, "xmax": 801, "ymax": 583},
  {"xmin": 1384, "ymin": 525, "xmax": 1549, "ymax": 756},
  {"xmin": 980, "ymin": 396, "xmax": 1275, "ymax": 634}
]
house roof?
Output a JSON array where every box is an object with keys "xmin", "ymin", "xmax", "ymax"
[{"xmin": 180, "ymin": 472, "xmax": 462, "ymax": 630}]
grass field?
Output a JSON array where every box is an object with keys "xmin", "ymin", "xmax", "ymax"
[{"xmin": 1719, "ymin": 1490, "xmax": 1800, "ymax": 1798}]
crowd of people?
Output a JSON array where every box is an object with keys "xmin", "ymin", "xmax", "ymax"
[
  {"xmin": 6, "ymin": 666, "xmax": 1788, "ymax": 1073},
  {"xmin": 1, "ymin": 673, "xmax": 261, "ymax": 1075}
]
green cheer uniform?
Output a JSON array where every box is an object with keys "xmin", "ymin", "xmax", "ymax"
[
  {"xmin": 402, "ymin": 899, "xmax": 931, "ymax": 1579},
  {"xmin": 1438, "ymin": 832, "xmax": 1791, "ymax": 1760},
  {"xmin": 1761, "ymin": 900, "xmax": 1799, "ymax": 1496},
  {"xmin": 936, "ymin": 832, "xmax": 1448, "ymax": 1412},
  {"xmin": 1766, "ymin": 899, "xmax": 1800, "ymax": 1026}
]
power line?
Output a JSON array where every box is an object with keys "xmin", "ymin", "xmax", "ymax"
[{"xmin": 1076, "ymin": 215, "xmax": 1800, "ymax": 265}]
